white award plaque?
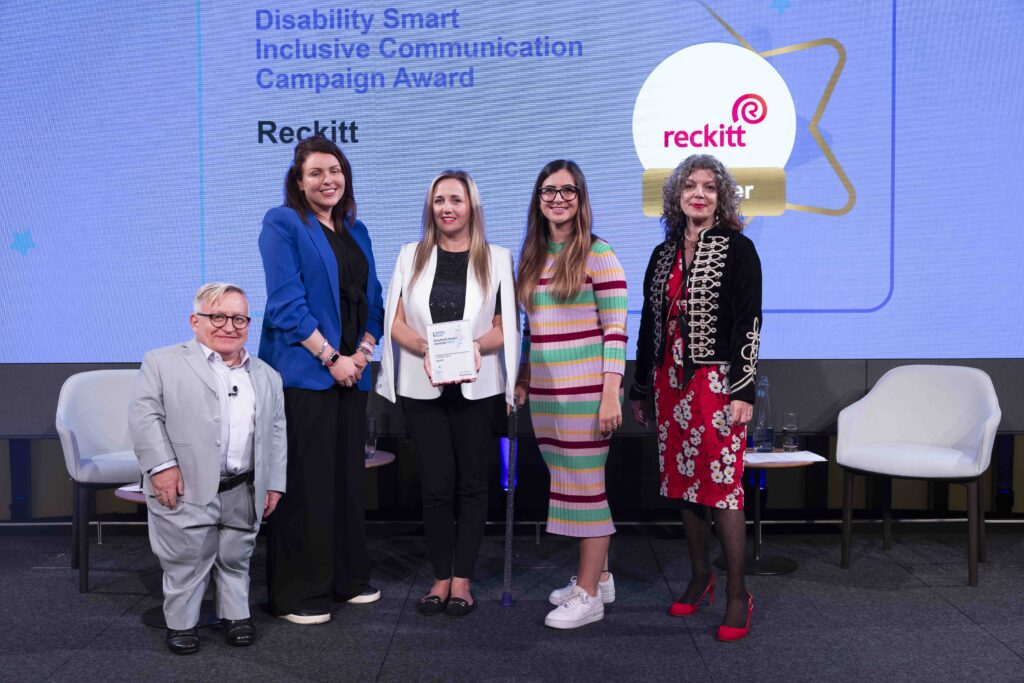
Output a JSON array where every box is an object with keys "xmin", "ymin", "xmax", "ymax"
[{"xmin": 426, "ymin": 320, "xmax": 477, "ymax": 384}]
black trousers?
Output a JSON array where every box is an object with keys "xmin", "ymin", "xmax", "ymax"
[
  {"xmin": 267, "ymin": 386, "xmax": 370, "ymax": 614},
  {"xmin": 402, "ymin": 386, "xmax": 498, "ymax": 580}
]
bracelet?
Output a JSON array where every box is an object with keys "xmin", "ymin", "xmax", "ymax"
[
  {"xmin": 313, "ymin": 340, "xmax": 329, "ymax": 360},
  {"xmin": 358, "ymin": 341, "xmax": 374, "ymax": 358}
]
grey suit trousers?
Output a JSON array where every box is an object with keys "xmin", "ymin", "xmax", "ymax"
[{"xmin": 146, "ymin": 482, "xmax": 258, "ymax": 630}]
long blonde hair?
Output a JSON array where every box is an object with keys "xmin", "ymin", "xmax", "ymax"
[
  {"xmin": 411, "ymin": 170, "xmax": 491, "ymax": 291},
  {"xmin": 516, "ymin": 160, "xmax": 594, "ymax": 312}
]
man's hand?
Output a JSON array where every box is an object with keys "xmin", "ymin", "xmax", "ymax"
[
  {"xmin": 151, "ymin": 466, "xmax": 184, "ymax": 509},
  {"xmin": 263, "ymin": 491, "xmax": 282, "ymax": 518}
]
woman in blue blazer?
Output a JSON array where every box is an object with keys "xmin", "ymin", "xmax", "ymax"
[{"xmin": 258, "ymin": 135, "xmax": 384, "ymax": 625}]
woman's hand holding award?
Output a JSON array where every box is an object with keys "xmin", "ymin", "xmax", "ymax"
[{"xmin": 426, "ymin": 320, "xmax": 478, "ymax": 385}]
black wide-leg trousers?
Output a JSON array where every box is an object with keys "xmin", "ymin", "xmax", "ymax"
[
  {"xmin": 402, "ymin": 386, "xmax": 498, "ymax": 581},
  {"xmin": 267, "ymin": 385, "xmax": 370, "ymax": 615}
]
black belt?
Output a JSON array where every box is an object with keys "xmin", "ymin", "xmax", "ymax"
[{"xmin": 218, "ymin": 470, "xmax": 254, "ymax": 493}]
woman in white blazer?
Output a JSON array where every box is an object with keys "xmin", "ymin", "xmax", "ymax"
[{"xmin": 377, "ymin": 170, "xmax": 518, "ymax": 617}]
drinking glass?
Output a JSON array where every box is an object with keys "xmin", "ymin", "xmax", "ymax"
[
  {"xmin": 782, "ymin": 411, "xmax": 799, "ymax": 452},
  {"xmin": 365, "ymin": 415, "xmax": 378, "ymax": 457}
]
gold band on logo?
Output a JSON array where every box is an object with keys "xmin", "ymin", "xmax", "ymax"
[{"xmin": 642, "ymin": 167, "xmax": 787, "ymax": 217}]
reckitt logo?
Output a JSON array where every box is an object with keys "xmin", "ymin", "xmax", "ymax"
[{"xmin": 663, "ymin": 94, "xmax": 767, "ymax": 148}]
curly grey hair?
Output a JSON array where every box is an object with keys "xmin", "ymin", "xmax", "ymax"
[{"xmin": 661, "ymin": 154, "xmax": 743, "ymax": 242}]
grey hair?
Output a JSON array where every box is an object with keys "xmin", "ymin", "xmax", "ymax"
[
  {"xmin": 193, "ymin": 282, "xmax": 247, "ymax": 313},
  {"xmin": 661, "ymin": 154, "xmax": 743, "ymax": 242}
]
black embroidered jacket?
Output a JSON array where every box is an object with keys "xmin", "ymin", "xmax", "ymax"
[{"xmin": 630, "ymin": 226, "xmax": 762, "ymax": 405}]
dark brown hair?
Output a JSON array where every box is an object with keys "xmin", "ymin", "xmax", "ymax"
[
  {"xmin": 516, "ymin": 160, "xmax": 594, "ymax": 312},
  {"xmin": 285, "ymin": 135, "xmax": 356, "ymax": 227}
]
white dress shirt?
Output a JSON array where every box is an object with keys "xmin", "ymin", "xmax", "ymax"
[{"xmin": 150, "ymin": 343, "xmax": 256, "ymax": 476}]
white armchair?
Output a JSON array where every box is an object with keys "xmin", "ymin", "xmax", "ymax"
[
  {"xmin": 837, "ymin": 365, "xmax": 1001, "ymax": 586},
  {"xmin": 55, "ymin": 370, "xmax": 141, "ymax": 592}
]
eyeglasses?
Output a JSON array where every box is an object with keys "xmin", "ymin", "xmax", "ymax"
[
  {"xmin": 538, "ymin": 185, "xmax": 579, "ymax": 202},
  {"xmin": 196, "ymin": 312, "xmax": 251, "ymax": 329}
]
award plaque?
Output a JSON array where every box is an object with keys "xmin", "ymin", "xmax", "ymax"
[{"xmin": 426, "ymin": 320, "xmax": 477, "ymax": 384}]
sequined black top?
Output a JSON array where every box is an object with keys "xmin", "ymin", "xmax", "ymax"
[{"xmin": 428, "ymin": 248, "xmax": 501, "ymax": 323}]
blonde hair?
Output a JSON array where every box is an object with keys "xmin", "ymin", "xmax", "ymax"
[
  {"xmin": 193, "ymin": 282, "xmax": 247, "ymax": 313},
  {"xmin": 411, "ymin": 170, "xmax": 490, "ymax": 291}
]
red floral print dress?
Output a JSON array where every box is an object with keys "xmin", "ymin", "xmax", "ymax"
[{"xmin": 653, "ymin": 251, "xmax": 746, "ymax": 509}]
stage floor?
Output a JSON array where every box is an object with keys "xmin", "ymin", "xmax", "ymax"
[{"xmin": 2, "ymin": 526, "xmax": 1023, "ymax": 681}]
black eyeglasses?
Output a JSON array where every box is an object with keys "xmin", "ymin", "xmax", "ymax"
[
  {"xmin": 196, "ymin": 313, "xmax": 251, "ymax": 329},
  {"xmin": 538, "ymin": 185, "xmax": 579, "ymax": 202}
]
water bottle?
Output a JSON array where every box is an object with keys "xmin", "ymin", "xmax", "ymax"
[{"xmin": 752, "ymin": 375, "xmax": 774, "ymax": 452}]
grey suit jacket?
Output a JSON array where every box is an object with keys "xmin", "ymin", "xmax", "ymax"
[{"xmin": 130, "ymin": 339, "xmax": 287, "ymax": 523}]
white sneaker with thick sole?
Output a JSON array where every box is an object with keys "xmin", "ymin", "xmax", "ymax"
[
  {"xmin": 544, "ymin": 586, "xmax": 605, "ymax": 630},
  {"xmin": 346, "ymin": 587, "xmax": 382, "ymax": 604},
  {"xmin": 548, "ymin": 573, "xmax": 616, "ymax": 606},
  {"xmin": 278, "ymin": 611, "xmax": 331, "ymax": 625}
]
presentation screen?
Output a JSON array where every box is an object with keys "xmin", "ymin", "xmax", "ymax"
[{"xmin": 2, "ymin": 1, "xmax": 1022, "ymax": 362}]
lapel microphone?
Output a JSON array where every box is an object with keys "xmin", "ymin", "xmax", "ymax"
[{"xmin": 228, "ymin": 385, "xmax": 239, "ymax": 397}]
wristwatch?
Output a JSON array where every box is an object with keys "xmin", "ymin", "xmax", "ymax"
[{"xmin": 323, "ymin": 351, "xmax": 341, "ymax": 368}]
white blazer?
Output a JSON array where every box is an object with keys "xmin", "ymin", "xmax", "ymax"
[{"xmin": 376, "ymin": 242, "xmax": 519, "ymax": 404}]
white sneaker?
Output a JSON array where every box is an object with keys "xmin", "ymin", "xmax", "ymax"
[
  {"xmin": 548, "ymin": 573, "xmax": 616, "ymax": 606},
  {"xmin": 544, "ymin": 586, "xmax": 605, "ymax": 630},
  {"xmin": 346, "ymin": 587, "xmax": 381, "ymax": 604},
  {"xmin": 278, "ymin": 610, "xmax": 331, "ymax": 625}
]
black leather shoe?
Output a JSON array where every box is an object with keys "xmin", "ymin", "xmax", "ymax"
[
  {"xmin": 445, "ymin": 595, "xmax": 476, "ymax": 618},
  {"xmin": 222, "ymin": 617, "xmax": 256, "ymax": 646},
  {"xmin": 166, "ymin": 627, "xmax": 199, "ymax": 655},
  {"xmin": 416, "ymin": 595, "xmax": 447, "ymax": 616}
]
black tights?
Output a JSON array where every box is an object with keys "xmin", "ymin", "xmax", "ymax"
[{"xmin": 679, "ymin": 501, "xmax": 748, "ymax": 627}]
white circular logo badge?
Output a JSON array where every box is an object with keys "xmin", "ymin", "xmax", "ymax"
[{"xmin": 633, "ymin": 42, "xmax": 796, "ymax": 170}]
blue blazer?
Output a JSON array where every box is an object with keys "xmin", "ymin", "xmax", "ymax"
[{"xmin": 258, "ymin": 205, "xmax": 384, "ymax": 391}]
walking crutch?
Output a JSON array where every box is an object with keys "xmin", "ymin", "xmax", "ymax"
[{"xmin": 501, "ymin": 405, "xmax": 519, "ymax": 607}]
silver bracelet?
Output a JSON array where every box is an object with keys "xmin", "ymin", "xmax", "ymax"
[{"xmin": 314, "ymin": 339, "xmax": 329, "ymax": 360}]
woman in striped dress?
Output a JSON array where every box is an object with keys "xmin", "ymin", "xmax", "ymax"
[{"xmin": 514, "ymin": 160, "xmax": 627, "ymax": 630}]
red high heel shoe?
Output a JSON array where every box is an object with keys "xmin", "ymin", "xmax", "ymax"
[
  {"xmin": 716, "ymin": 592, "xmax": 753, "ymax": 642},
  {"xmin": 668, "ymin": 575, "xmax": 715, "ymax": 616}
]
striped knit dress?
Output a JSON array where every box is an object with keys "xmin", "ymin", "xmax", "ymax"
[{"xmin": 524, "ymin": 239, "xmax": 628, "ymax": 538}]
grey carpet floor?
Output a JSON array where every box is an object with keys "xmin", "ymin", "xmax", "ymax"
[{"xmin": 1, "ymin": 526, "xmax": 1023, "ymax": 682}]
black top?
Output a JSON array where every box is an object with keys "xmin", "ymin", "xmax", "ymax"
[
  {"xmin": 631, "ymin": 227, "xmax": 762, "ymax": 404},
  {"xmin": 320, "ymin": 222, "xmax": 368, "ymax": 355},
  {"xmin": 429, "ymin": 248, "xmax": 469, "ymax": 323},
  {"xmin": 428, "ymin": 248, "xmax": 501, "ymax": 324}
]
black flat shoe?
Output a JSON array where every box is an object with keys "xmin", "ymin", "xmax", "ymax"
[
  {"xmin": 445, "ymin": 596, "xmax": 476, "ymax": 617},
  {"xmin": 416, "ymin": 595, "xmax": 447, "ymax": 616},
  {"xmin": 166, "ymin": 626, "xmax": 199, "ymax": 655},
  {"xmin": 221, "ymin": 617, "xmax": 256, "ymax": 646}
]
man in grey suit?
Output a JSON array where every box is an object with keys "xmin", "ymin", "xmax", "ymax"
[{"xmin": 130, "ymin": 283, "xmax": 287, "ymax": 655}]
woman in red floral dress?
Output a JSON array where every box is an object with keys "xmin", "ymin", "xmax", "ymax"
[{"xmin": 630, "ymin": 154, "xmax": 762, "ymax": 641}]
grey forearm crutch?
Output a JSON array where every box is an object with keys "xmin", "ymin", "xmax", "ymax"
[{"xmin": 501, "ymin": 405, "xmax": 519, "ymax": 607}]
